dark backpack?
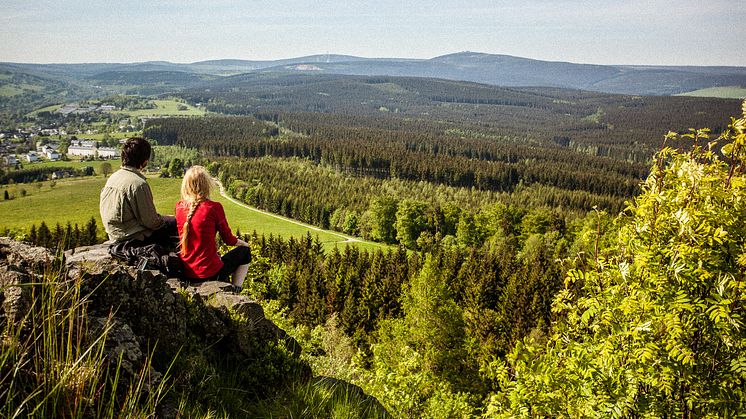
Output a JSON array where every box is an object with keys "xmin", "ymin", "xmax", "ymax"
[{"xmin": 109, "ymin": 240, "xmax": 184, "ymax": 278}]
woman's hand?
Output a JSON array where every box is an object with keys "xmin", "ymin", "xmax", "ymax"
[{"xmin": 235, "ymin": 238, "xmax": 249, "ymax": 247}]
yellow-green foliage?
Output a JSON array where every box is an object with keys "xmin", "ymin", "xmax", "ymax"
[{"xmin": 486, "ymin": 102, "xmax": 746, "ymax": 417}]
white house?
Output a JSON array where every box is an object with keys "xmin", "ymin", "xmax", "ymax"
[
  {"xmin": 45, "ymin": 150, "xmax": 60, "ymax": 160},
  {"xmin": 67, "ymin": 145, "xmax": 97, "ymax": 158},
  {"xmin": 3, "ymin": 155, "xmax": 17, "ymax": 165},
  {"xmin": 25, "ymin": 152, "xmax": 39, "ymax": 162},
  {"xmin": 38, "ymin": 143, "xmax": 60, "ymax": 153},
  {"xmin": 67, "ymin": 145, "xmax": 119, "ymax": 159},
  {"xmin": 97, "ymin": 147, "xmax": 119, "ymax": 159}
]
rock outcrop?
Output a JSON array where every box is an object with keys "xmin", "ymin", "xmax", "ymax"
[{"xmin": 0, "ymin": 238, "xmax": 310, "ymax": 414}]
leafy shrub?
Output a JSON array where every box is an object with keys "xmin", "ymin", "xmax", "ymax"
[{"xmin": 486, "ymin": 102, "xmax": 746, "ymax": 417}]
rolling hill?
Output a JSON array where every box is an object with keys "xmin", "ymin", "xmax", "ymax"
[{"xmin": 2, "ymin": 52, "xmax": 745, "ymax": 100}]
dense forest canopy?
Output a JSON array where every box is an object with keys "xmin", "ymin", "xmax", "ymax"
[{"xmin": 177, "ymin": 74, "xmax": 740, "ymax": 162}]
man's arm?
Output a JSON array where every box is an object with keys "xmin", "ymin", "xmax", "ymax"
[{"xmin": 131, "ymin": 182, "xmax": 164, "ymax": 231}]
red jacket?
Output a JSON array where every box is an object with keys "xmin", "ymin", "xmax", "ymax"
[{"xmin": 175, "ymin": 200, "xmax": 237, "ymax": 279}]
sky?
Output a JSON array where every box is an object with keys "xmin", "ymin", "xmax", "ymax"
[{"xmin": 1, "ymin": 0, "xmax": 744, "ymax": 66}]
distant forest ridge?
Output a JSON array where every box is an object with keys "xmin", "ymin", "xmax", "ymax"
[{"xmin": 2, "ymin": 51, "xmax": 746, "ymax": 97}]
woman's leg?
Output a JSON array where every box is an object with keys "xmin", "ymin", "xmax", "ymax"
[
  {"xmin": 218, "ymin": 246, "xmax": 251, "ymax": 290},
  {"xmin": 231, "ymin": 263, "xmax": 249, "ymax": 288}
]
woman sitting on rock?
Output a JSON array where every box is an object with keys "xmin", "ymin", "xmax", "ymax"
[{"xmin": 176, "ymin": 165, "xmax": 250, "ymax": 291}]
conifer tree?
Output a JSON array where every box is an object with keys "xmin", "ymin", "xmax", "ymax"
[
  {"xmin": 28, "ymin": 224, "xmax": 37, "ymax": 244},
  {"xmin": 37, "ymin": 222, "xmax": 51, "ymax": 248},
  {"xmin": 85, "ymin": 217, "xmax": 98, "ymax": 245}
]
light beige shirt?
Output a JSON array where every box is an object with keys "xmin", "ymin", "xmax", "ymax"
[{"xmin": 99, "ymin": 166, "xmax": 164, "ymax": 242}]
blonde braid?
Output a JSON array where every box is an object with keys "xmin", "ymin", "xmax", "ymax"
[
  {"xmin": 180, "ymin": 198, "xmax": 204, "ymax": 256},
  {"xmin": 179, "ymin": 165, "xmax": 213, "ymax": 257}
]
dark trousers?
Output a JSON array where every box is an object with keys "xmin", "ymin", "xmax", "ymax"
[
  {"xmin": 142, "ymin": 216, "xmax": 179, "ymax": 251},
  {"xmin": 186, "ymin": 246, "xmax": 251, "ymax": 283},
  {"xmin": 108, "ymin": 217, "xmax": 183, "ymax": 276}
]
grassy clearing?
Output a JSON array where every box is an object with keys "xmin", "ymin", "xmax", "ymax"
[
  {"xmin": 678, "ymin": 86, "xmax": 746, "ymax": 99},
  {"xmin": 27, "ymin": 158, "xmax": 122, "ymax": 173},
  {"xmin": 78, "ymin": 131, "xmax": 140, "ymax": 140},
  {"xmin": 27, "ymin": 103, "xmax": 63, "ymax": 116},
  {"xmin": 0, "ymin": 174, "xmax": 385, "ymax": 251},
  {"xmin": 112, "ymin": 100, "xmax": 206, "ymax": 117},
  {"xmin": 1, "ymin": 177, "xmax": 112, "ymax": 231},
  {"xmin": 0, "ymin": 84, "xmax": 25, "ymax": 97}
]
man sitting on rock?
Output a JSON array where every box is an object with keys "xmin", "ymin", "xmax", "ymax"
[{"xmin": 100, "ymin": 137, "xmax": 178, "ymax": 257}]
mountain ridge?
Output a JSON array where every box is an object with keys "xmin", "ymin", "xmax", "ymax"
[{"xmin": 2, "ymin": 51, "xmax": 745, "ymax": 104}]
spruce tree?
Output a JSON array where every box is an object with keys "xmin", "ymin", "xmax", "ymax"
[
  {"xmin": 85, "ymin": 217, "xmax": 98, "ymax": 245},
  {"xmin": 37, "ymin": 222, "xmax": 51, "ymax": 248}
]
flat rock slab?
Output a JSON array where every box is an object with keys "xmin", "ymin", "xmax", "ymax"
[
  {"xmin": 64, "ymin": 243, "xmax": 111, "ymax": 265},
  {"xmin": 0, "ymin": 237, "xmax": 55, "ymax": 270},
  {"xmin": 190, "ymin": 281, "xmax": 234, "ymax": 298}
]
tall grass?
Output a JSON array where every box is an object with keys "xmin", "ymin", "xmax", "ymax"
[
  {"xmin": 245, "ymin": 379, "xmax": 391, "ymax": 419},
  {"xmin": 0, "ymin": 262, "xmax": 171, "ymax": 418}
]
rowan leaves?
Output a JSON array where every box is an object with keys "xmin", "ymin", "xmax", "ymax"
[{"xmin": 490, "ymin": 101, "xmax": 746, "ymax": 417}]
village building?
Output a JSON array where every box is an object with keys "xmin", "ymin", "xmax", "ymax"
[
  {"xmin": 97, "ymin": 147, "xmax": 119, "ymax": 159},
  {"xmin": 57, "ymin": 104, "xmax": 78, "ymax": 115},
  {"xmin": 67, "ymin": 144, "xmax": 119, "ymax": 159},
  {"xmin": 67, "ymin": 145, "xmax": 97, "ymax": 158},
  {"xmin": 45, "ymin": 150, "xmax": 60, "ymax": 160},
  {"xmin": 25, "ymin": 152, "xmax": 39, "ymax": 162},
  {"xmin": 51, "ymin": 169, "xmax": 76, "ymax": 179},
  {"xmin": 37, "ymin": 142, "xmax": 61, "ymax": 152},
  {"xmin": 73, "ymin": 106, "xmax": 97, "ymax": 114},
  {"xmin": 3, "ymin": 155, "xmax": 17, "ymax": 166}
]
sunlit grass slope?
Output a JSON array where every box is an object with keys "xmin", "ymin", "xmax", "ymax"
[
  {"xmin": 678, "ymin": 86, "xmax": 746, "ymax": 99},
  {"xmin": 0, "ymin": 174, "xmax": 385, "ymax": 251}
]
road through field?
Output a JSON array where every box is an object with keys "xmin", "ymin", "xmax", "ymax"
[{"xmin": 214, "ymin": 179, "xmax": 361, "ymax": 245}]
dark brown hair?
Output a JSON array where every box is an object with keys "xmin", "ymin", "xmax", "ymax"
[{"xmin": 121, "ymin": 137, "xmax": 152, "ymax": 169}]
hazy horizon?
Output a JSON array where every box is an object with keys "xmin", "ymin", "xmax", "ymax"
[
  {"xmin": 1, "ymin": 0, "xmax": 745, "ymax": 67},
  {"xmin": 3, "ymin": 50, "xmax": 746, "ymax": 68}
]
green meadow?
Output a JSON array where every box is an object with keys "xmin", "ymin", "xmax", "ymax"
[
  {"xmin": 26, "ymin": 104, "xmax": 63, "ymax": 116},
  {"xmin": 29, "ymin": 158, "xmax": 122, "ymax": 173},
  {"xmin": 75, "ymin": 131, "xmax": 140, "ymax": 140},
  {"xmin": 0, "ymin": 85, "xmax": 25, "ymax": 97},
  {"xmin": 678, "ymin": 86, "xmax": 746, "ymax": 99},
  {"xmin": 112, "ymin": 99, "xmax": 206, "ymax": 117},
  {"xmin": 0, "ymin": 174, "xmax": 385, "ymax": 252}
]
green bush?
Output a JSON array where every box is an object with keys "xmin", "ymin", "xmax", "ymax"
[{"xmin": 486, "ymin": 102, "xmax": 746, "ymax": 417}]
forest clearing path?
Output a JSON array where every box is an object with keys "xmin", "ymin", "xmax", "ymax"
[{"xmin": 215, "ymin": 179, "xmax": 360, "ymax": 244}]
